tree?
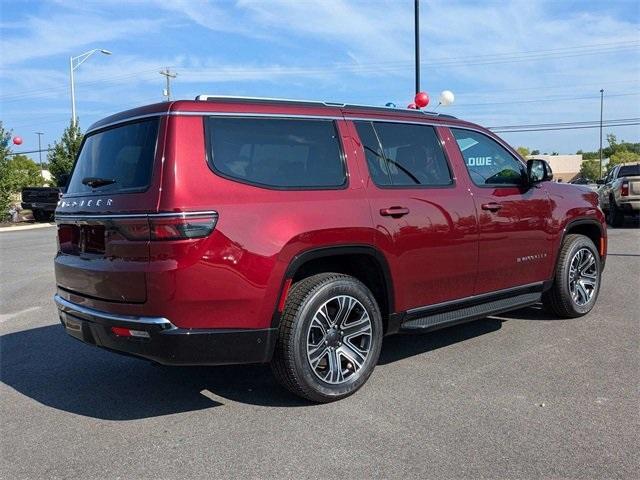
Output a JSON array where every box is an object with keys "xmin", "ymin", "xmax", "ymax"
[
  {"xmin": 0, "ymin": 121, "xmax": 14, "ymax": 219},
  {"xmin": 579, "ymin": 159, "xmax": 600, "ymax": 181},
  {"xmin": 516, "ymin": 146, "xmax": 530, "ymax": 157},
  {"xmin": 531, "ymin": 149, "xmax": 540, "ymax": 155},
  {"xmin": 607, "ymin": 149, "xmax": 640, "ymax": 173},
  {"xmin": 4, "ymin": 155, "xmax": 44, "ymax": 191},
  {"xmin": 48, "ymin": 120, "xmax": 83, "ymax": 186}
]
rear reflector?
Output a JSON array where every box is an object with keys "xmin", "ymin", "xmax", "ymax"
[
  {"xmin": 621, "ymin": 181, "xmax": 629, "ymax": 196},
  {"xmin": 277, "ymin": 278, "xmax": 293, "ymax": 312},
  {"xmin": 111, "ymin": 326, "xmax": 150, "ymax": 338}
]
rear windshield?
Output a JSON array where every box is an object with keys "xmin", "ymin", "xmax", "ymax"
[
  {"xmin": 66, "ymin": 119, "xmax": 159, "ymax": 195},
  {"xmin": 205, "ymin": 117, "xmax": 346, "ymax": 189},
  {"xmin": 618, "ymin": 164, "xmax": 640, "ymax": 177}
]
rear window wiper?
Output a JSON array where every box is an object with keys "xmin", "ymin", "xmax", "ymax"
[{"xmin": 82, "ymin": 177, "xmax": 116, "ymax": 188}]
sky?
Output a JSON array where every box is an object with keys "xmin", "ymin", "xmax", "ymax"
[{"xmin": 1, "ymin": 0, "xmax": 639, "ymax": 158}]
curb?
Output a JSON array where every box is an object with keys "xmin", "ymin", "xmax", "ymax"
[{"xmin": 0, "ymin": 223, "xmax": 56, "ymax": 233}]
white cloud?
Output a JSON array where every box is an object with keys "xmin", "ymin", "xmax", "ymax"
[{"xmin": 0, "ymin": 13, "xmax": 161, "ymax": 66}]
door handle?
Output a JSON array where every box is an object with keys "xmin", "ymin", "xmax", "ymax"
[
  {"xmin": 380, "ymin": 206, "xmax": 410, "ymax": 218},
  {"xmin": 481, "ymin": 202, "xmax": 502, "ymax": 212}
]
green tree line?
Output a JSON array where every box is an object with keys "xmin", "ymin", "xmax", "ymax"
[{"xmin": 0, "ymin": 120, "xmax": 83, "ymax": 220}]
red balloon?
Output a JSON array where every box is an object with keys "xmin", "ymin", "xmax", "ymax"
[
  {"xmin": 414, "ymin": 91, "xmax": 429, "ymax": 108},
  {"xmin": 12, "ymin": 136, "xmax": 23, "ymax": 145},
  {"xmin": 407, "ymin": 103, "xmax": 418, "ymax": 110}
]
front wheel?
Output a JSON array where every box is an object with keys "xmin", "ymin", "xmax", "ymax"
[
  {"xmin": 271, "ymin": 273, "xmax": 383, "ymax": 402},
  {"xmin": 542, "ymin": 234, "xmax": 602, "ymax": 318}
]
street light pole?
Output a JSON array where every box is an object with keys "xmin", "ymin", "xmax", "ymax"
[
  {"xmin": 414, "ymin": 0, "xmax": 420, "ymax": 94},
  {"xmin": 69, "ymin": 56, "xmax": 76, "ymax": 130},
  {"xmin": 69, "ymin": 49, "xmax": 112, "ymax": 130},
  {"xmin": 35, "ymin": 132, "xmax": 44, "ymax": 167},
  {"xmin": 599, "ymin": 89, "xmax": 604, "ymax": 179}
]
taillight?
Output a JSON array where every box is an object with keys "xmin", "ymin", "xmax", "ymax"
[
  {"xmin": 621, "ymin": 181, "xmax": 629, "ymax": 196},
  {"xmin": 149, "ymin": 214, "xmax": 217, "ymax": 240},
  {"xmin": 113, "ymin": 213, "xmax": 217, "ymax": 241}
]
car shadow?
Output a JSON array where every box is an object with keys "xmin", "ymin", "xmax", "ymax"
[
  {"xmin": 0, "ymin": 324, "xmax": 309, "ymax": 419},
  {"xmin": 491, "ymin": 304, "xmax": 573, "ymax": 321},
  {"xmin": 2, "ymin": 318, "xmax": 502, "ymax": 419},
  {"xmin": 378, "ymin": 318, "xmax": 503, "ymax": 365}
]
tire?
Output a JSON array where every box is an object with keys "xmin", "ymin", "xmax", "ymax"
[
  {"xmin": 607, "ymin": 198, "xmax": 624, "ymax": 227},
  {"xmin": 32, "ymin": 209, "xmax": 46, "ymax": 222},
  {"xmin": 271, "ymin": 273, "xmax": 383, "ymax": 403},
  {"xmin": 542, "ymin": 234, "xmax": 602, "ymax": 318}
]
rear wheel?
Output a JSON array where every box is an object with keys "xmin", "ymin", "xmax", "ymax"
[
  {"xmin": 608, "ymin": 197, "xmax": 624, "ymax": 227},
  {"xmin": 271, "ymin": 273, "xmax": 383, "ymax": 402},
  {"xmin": 32, "ymin": 209, "xmax": 46, "ymax": 222},
  {"xmin": 542, "ymin": 234, "xmax": 601, "ymax": 318}
]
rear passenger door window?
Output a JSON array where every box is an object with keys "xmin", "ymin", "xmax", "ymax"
[
  {"xmin": 450, "ymin": 129, "xmax": 526, "ymax": 187},
  {"xmin": 355, "ymin": 121, "xmax": 453, "ymax": 187},
  {"xmin": 205, "ymin": 118, "xmax": 346, "ymax": 189}
]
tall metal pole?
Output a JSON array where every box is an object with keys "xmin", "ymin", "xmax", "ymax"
[
  {"xmin": 599, "ymin": 89, "xmax": 604, "ymax": 179},
  {"xmin": 70, "ymin": 56, "xmax": 76, "ymax": 130},
  {"xmin": 160, "ymin": 68, "xmax": 177, "ymax": 101},
  {"xmin": 35, "ymin": 132, "xmax": 43, "ymax": 166},
  {"xmin": 69, "ymin": 49, "xmax": 111, "ymax": 136},
  {"xmin": 414, "ymin": 0, "xmax": 420, "ymax": 94}
]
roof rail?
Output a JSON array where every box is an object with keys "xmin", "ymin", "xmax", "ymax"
[
  {"xmin": 195, "ymin": 95, "xmax": 345, "ymax": 107},
  {"xmin": 194, "ymin": 95, "xmax": 457, "ymax": 119}
]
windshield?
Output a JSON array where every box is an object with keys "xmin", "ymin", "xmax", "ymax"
[{"xmin": 67, "ymin": 119, "xmax": 159, "ymax": 195}]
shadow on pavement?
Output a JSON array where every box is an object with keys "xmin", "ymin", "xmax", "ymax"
[
  {"xmin": 1, "ymin": 318, "xmax": 505, "ymax": 419},
  {"xmin": 0, "ymin": 324, "xmax": 307, "ymax": 419},
  {"xmin": 492, "ymin": 304, "xmax": 576, "ymax": 321},
  {"xmin": 378, "ymin": 318, "xmax": 503, "ymax": 365}
]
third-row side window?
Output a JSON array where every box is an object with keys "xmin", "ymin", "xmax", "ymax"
[
  {"xmin": 355, "ymin": 121, "xmax": 453, "ymax": 187},
  {"xmin": 206, "ymin": 117, "xmax": 346, "ymax": 189}
]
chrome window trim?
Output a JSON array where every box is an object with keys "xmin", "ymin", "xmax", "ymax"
[
  {"xmin": 85, "ymin": 112, "xmax": 515, "ymax": 156},
  {"xmin": 55, "ymin": 210, "xmax": 218, "ymax": 222},
  {"xmin": 54, "ymin": 294, "xmax": 174, "ymax": 327},
  {"xmin": 86, "ymin": 112, "xmax": 168, "ymax": 134}
]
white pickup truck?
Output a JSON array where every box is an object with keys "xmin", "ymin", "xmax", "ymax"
[{"xmin": 598, "ymin": 162, "xmax": 640, "ymax": 227}]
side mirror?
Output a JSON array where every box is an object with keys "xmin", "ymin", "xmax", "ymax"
[
  {"xmin": 596, "ymin": 179, "xmax": 605, "ymax": 185},
  {"xmin": 527, "ymin": 159, "xmax": 553, "ymax": 185}
]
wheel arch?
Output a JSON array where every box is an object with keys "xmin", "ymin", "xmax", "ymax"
[
  {"xmin": 272, "ymin": 245, "xmax": 396, "ymax": 333},
  {"xmin": 557, "ymin": 218, "xmax": 607, "ymax": 272}
]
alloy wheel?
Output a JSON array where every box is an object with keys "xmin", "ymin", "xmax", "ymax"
[
  {"xmin": 306, "ymin": 295, "xmax": 372, "ymax": 385},
  {"xmin": 568, "ymin": 248, "xmax": 598, "ymax": 306}
]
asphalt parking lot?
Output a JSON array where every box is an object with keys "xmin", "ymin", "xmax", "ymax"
[{"xmin": 1, "ymin": 225, "xmax": 638, "ymax": 479}]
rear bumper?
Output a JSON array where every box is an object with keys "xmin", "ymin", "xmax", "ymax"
[
  {"xmin": 21, "ymin": 202, "xmax": 56, "ymax": 211},
  {"xmin": 617, "ymin": 200, "xmax": 640, "ymax": 212},
  {"xmin": 54, "ymin": 295, "xmax": 277, "ymax": 366}
]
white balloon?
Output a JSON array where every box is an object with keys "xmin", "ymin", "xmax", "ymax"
[{"xmin": 439, "ymin": 90, "xmax": 455, "ymax": 106}]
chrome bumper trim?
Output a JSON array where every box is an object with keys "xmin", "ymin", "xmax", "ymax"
[{"xmin": 54, "ymin": 294, "xmax": 174, "ymax": 327}]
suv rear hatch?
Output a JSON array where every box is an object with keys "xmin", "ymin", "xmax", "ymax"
[{"xmin": 55, "ymin": 118, "xmax": 163, "ymax": 303}]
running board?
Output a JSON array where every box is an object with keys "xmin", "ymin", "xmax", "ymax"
[{"xmin": 400, "ymin": 291, "xmax": 541, "ymax": 332}]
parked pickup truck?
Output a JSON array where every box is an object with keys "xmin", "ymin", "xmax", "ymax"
[
  {"xmin": 598, "ymin": 162, "xmax": 640, "ymax": 227},
  {"xmin": 21, "ymin": 186, "xmax": 62, "ymax": 222}
]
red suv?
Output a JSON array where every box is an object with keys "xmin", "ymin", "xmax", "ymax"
[{"xmin": 54, "ymin": 96, "xmax": 607, "ymax": 402}]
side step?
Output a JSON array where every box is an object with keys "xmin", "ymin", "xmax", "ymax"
[{"xmin": 400, "ymin": 291, "xmax": 541, "ymax": 332}]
